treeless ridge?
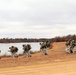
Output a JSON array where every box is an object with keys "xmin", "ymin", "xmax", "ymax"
[{"xmin": 0, "ymin": 42, "xmax": 76, "ymax": 75}]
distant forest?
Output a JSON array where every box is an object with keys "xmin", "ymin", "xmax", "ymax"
[{"xmin": 0, "ymin": 34, "xmax": 76, "ymax": 43}]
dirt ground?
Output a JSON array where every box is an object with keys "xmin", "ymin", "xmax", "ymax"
[{"xmin": 0, "ymin": 42, "xmax": 76, "ymax": 75}]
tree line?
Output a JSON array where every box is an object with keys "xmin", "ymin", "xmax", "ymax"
[
  {"xmin": 0, "ymin": 34, "xmax": 76, "ymax": 43},
  {"xmin": 51, "ymin": 34, "xmax": 76, "ymax": 42}
]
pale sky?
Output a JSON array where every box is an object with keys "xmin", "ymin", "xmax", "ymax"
[{"xmin": 0, "ymin": 0, "xmax": 76, "ymax": 38}]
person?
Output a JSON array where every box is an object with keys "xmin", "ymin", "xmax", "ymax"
[
  {"xmin": 9, "ymin": 46, "xmax": 18, "ymax": 58},
  {"xmin": 65, "ymin": 39, "xmax": 72, "ymax": 53},
  {"xmin": 69, "ymin": 40, "xmax": 76, "ymax": 53},
  {"xmin": 22, "ymin": 44, "xmax": 32, "ymax": 57},
  {"xmin": 65, "ymin": 39, "xmax": 76, "ymax": 53},
  {"xmin": 40, "ymin": 41, "xmax": 48, "ymax": 55}
]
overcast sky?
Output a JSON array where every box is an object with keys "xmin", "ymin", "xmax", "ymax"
[{"xmin": 0, "ymin": 0, "xmax": 76, "ymax": 38}]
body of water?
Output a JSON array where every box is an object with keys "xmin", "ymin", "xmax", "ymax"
[{"xmin": 0, "ymin": 42, "xmax": 40, "ymax": 56}]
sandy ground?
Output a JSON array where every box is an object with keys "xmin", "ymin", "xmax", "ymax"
[{"xmin": 0, "ymin": 42, "xmax": 76, "ymax": 75}]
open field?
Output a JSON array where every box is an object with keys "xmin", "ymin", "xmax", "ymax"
[{"xmin": 0, "ymin": 42, "xmax": 76, "ymax": 75}]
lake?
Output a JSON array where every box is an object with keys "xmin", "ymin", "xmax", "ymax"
[{"xmin": 0, "ymin": 42, "xmax": 40, "ymax": 56}]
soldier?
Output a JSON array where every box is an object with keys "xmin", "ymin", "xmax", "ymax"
[
  {"xmin": 65, "ymin": 39, "xmax": 72, "ymax": 53},
  {"xmin": 22, "ymin": 44, "xmax": 32, "ymax": 58},
  {"xmin": 40, "ymin": 41, "xmax": 49, "ymax": 55},
  {"xmin": 65, "ymin": 39, "xmax": 76, "ymax": 53},
  {"xmin": 9, "ymin": 46, "xmax": 18, "ymax": 58},
  {"xmin": 69, "ymin": 40, "xmax": 76, "ymax": 53}
]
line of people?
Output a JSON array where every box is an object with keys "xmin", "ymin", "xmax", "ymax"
[
  {"xmin": 8, "ymin": 44, "xmax": 32, "ymax": 58},
  {"xmin": 0, "ymin": 39, "xmax": 75, "ymax": 59},
  {"xmin": 0, "ymin": 40, "xmax": 52, "ymax": 59}
]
